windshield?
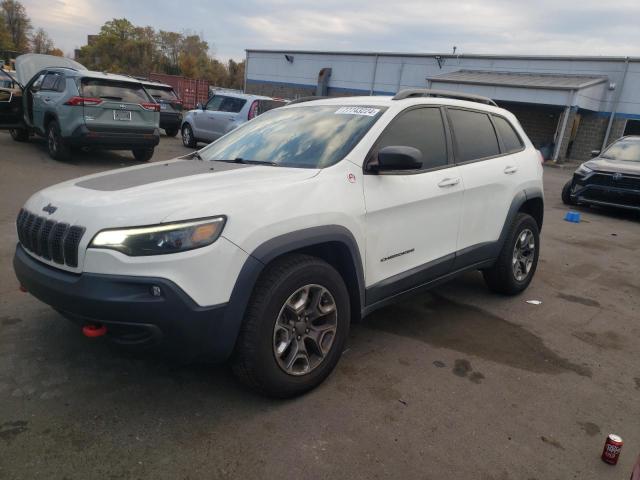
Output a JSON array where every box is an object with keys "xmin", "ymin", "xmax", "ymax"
[
  {"xmin": 601, "ymin": 139, "xmax": 640, "ymax": 162},
  {"xmin": 146, "ymin": 86, "xmax": 178, "ymax": 101},
  {"xmin": 198, "ymin": 105, "xmax": 386, "ymax": 168}
]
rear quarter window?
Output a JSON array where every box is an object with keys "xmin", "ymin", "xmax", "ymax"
[
  {"xmin": 448, "ymin": 108, "xmax": 500, "ymax": 162},
  {"xmin": 493, "ymin": 115, "xmax": 524, "ymax": 153},
  {"xmin": 81, "ymin": 78, "xmax": 151, "ymax": 104}
]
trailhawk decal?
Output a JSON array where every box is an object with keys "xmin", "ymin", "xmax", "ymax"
[
  {"xmin": 335, "ymin": 107, "xmax": 380, "ymax": 116},
  {"xmin": 380, "ymin": 248, "xmax": 415, "ymax": 262}
]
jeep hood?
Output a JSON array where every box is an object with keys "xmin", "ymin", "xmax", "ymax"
[
  {"xmin": 15, "ymin": 53, "xmax": 87, "ymax": 85},
  {"xmin": 585, "ymin": 158, "xmax": 640, "ymax": 176},
  {"xmin": 23, "ymin": 159, "xmax": 320, "ymax": 228}
]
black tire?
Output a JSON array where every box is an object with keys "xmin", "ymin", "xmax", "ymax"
[
  {"xmin": 561, "ymin": 180, "xmax": 575, "ymax": 205},
  {"xmin": 46, "ymin": 120, "xmax": 71, "ymax": 161},
  {"xmin": 165, "ymin": 128, "xmax": 179, "ymax": 137},
  {"xmin": 181, "ymin": 123, "xmax": 197, "ymax": 148},
  {"xmin": 10, "ymin": 128, "xmax": 29, "ymax": 142},
  {"xmin": 482, "ymin": 213, "xmax": 540, "ymax": 295},
  {"xmin": 132, "ymin": 148, "xmax": 154, "ymax": 162},
  {"xmin": 231, "ymin": 254, "xmax": 350, "ymax": 398}
]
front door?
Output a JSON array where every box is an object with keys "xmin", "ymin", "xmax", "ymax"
[
  {"xmin": 195, "ymin": 95, "xmax": 224, "ymax": 141},
  {"xmin": 363, "ymin": 106, "xmax": 464, "ymax": 304},
  {"xmin": 0, "ymin": 71, "xmax": 23, "ymax": 129}
]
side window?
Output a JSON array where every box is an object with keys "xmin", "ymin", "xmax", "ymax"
[
  {"xmin": 55, "ymin": 76, "xmax": 66, "ymax": 93},
  {"xmin": 206, "ymin": 95, "xmax": 224, "ymax": 111},
  {"xmin": 375, "ymin": 107, "xmax": 448, "ymax": 169},
  {"xmin": 219, "ymin": 97, "xmax": 246, "ymax": 113},
  {"xmin": 493, "ymin": 115, "xmax": 524, "ymax": 153},
  {"xmin": 40, "ymin": 73, "xmax": 59, "ymax": 91},
  {"xmin": 448, "ymin": 109, "xmax": 500, "ymax": 162}
]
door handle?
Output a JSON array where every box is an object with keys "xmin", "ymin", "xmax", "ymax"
[
  {"xmin": 504, "ymin": 165, "xmax": 518, "ymax": 175},
  {"xmin": 438, "ymin": 177, "xmax": 460, "ymax": 188}
]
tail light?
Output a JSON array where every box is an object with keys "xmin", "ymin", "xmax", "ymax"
[
  {"xmin": 141, "ymin": 102, "xmax": 160, "ymax": 112},
  {"xmin": 248, "ymin": 100, "xmax": 259, "ymax": 120},
  {"xmin": 65, "ymin": 96, "xmax": 102, "ymax": 106}
]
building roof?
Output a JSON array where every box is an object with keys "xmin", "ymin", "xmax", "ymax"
[
  {"xmin": 428, "ymin": 70, "xmax": 608, "ymax": 91},
  {"xmin": 246, "ymin": 49, "xmax": 639, "ymax": 63}
]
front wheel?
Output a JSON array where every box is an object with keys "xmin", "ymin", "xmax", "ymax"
[
  {"xmin": 132, "ymin": 148, "xmax": 154, "ymax": 162},
  {"xmin": 10, "ymin": 128, "xmax": 29, "ymax": 142},
  {"xmin": 46, "ymin": 121, "xmax": 71, "ymax": 161},
  {"xmin": 165, "ymin": 128, "xmax": 179, "ymax": 137},
  {"xmin": 231, "ymin": 254, "xmax": 350, "ymax": 398},
  {"xmin": 561, "ymin": 180, "xmax": 575, "ymax": 205},
  {"xmin": 181, "ymin": 124, "xmax": 197, "ymax": 148},
  {"xmin": 482, "ymin": 213, "xmax": 540, "ymax": 295}
]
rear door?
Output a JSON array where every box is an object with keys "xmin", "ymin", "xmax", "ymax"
[
  {"xmin": 447, "ymin": 108, "xmax": 525, "ymax": 266},
  {"xmin": 79, "ymin": 78, "xmax": 158, "ymax": 133},
  {"xmin": 0, "ymin": 71, "xmax": 23, "ymax": 128},
  {"xmin": 32, "ymin": 72, "xmax": 65, "ymax": 128}
]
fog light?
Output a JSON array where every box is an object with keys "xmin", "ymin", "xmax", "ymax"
[{"xmin": 151, "ymin": 285, "xmax": 162, "ymax": 297}]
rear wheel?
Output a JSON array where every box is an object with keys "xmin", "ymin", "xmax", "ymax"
[
  {"xmin": 232, "ymin": 254, "xmax": 350, "ymax": 398},
  {"xmin": 561, "ymin": 180, "xmax": 575, "ymax": 205},
  {"xmin": 132, "ymin": 148, "xmax": 154, "ymax": 162},
  {"xmin": 482, "ymin": 213, "xmax": 540, "ymax": 295},
  {"xmin": 46, "ymin": 121, "xmax": 71, "ymax": 161},
  {"xmin": 165, "ymin": 128, "xmax": 179, "ymax": 137},
  {"xmin": 10, "ymin": 128, "xmax": 29, "ymax": 142},
  {"xmin": 181, "ymin": 123, "xmax": 197, "ymax": 148}
]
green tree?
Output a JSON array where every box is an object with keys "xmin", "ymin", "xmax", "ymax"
[{"xmin": 0, "ymin": 0, "xmax": 31, "ymax": 52}]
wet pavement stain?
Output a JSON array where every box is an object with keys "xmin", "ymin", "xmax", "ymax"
[
  {"xmin": 0, "ymin": 421, "xmax": 28, "ymax": 443},
  {"xmin": 540, "ymin": 435, "xmax": 565, "ymax": 450},
  {"xmin": 634, "ymin": 378, "xmax": 640, "ymax": 390},
  {"xmin": 452, "ymin": 359, "xmax": 485, "ymax": 384},
  {"xmin": 432, "ymin": 360, "xmax": 446, "ymax": 368},
  {"xmin": 1, "ymin": 316, "xmax": 21, "ymax": 326},
  {"xmin": 578, "ymin": 421, "xmax": 601, "ymax": 437},
  {"xmin": 573, "ymin": 330, "xmax": 622, "ymax": 350},
  {"xmin": 365, "ymin": 293, "xmax": 592, "ymax": 377},
  {"xmin": 557, "ymin": 293, "xmax": 601, "ymax": 308}
]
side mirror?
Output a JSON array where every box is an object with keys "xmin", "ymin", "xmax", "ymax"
[
  {"xmin": 590, "ymin": 150, "xmax": 601, "ymax": 158},
  {"xmin": 196, "ymin": 102, "xmax": 203, "ymax": 110},
  {"xmin": 370, "ymin": 146, "xmax": 423, "ymax": 173}
]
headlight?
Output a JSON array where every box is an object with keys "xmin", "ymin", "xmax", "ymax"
[
  {"xmin": 576, "ymin": 164, "xmax": 593, "ymax": 176},
  {"xmin": 90, "ymin": 217, "xmax": 226, "ymax": 256}
]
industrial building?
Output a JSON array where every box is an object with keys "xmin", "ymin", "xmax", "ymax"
[{"xmin": 244, "ymin": 50, "xmax": 640, "ymax": 162}]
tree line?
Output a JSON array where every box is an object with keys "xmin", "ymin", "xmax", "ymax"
[
  {"xmin": 76, "ymin": 19, "xmax": 244, "ymax": 90},
  {"xmin": 0, "ymin": 0, "xmax": 63, "ymax": 56}
]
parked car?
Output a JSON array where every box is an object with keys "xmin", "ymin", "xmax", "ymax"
[
  {"xmin": 181, "ymin": 91, "xmax": 287, "ymax": 147},
  {"xmin": 0, "ymin": 54, "xmax": 160, "ymax": 161},
  {"xmin": 141, "ymin": 80, "xmax": 183, "ymax": 137},
  {"xmin": 13, "ymin": 89, "xmax": 543, "ymax": 397},
  {"xmin": 562, "ymin": 136, "xmax": 640, "ymax": 211}
]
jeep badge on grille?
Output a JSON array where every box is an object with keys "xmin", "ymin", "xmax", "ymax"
[{"xmin": 42, "ymin": 203, "xmax": 57, "ymax": 215}]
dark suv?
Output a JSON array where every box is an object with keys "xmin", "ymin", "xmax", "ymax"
[
  {"xmin": 142, "ymin": 80, "xmax": 182, "ymax": 137},
  {"xmin": 562, "ymin": 136, "xmax": 640, "ymax": 211}
]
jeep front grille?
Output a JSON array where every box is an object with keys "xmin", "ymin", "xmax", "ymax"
[{"xmin": 16, "ymin": 209, "xmax": 86, "ymax": 268}]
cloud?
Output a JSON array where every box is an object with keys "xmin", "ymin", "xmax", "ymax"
[{"xmin": 18, "ymin": 0, "xmax": 640, "ymax": 60}]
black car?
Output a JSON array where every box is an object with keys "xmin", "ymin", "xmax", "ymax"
[
  {"xmin": 562, "ymin": 136, "xmax": 640, "ymax": 212},
  {"xmin": 142, "ymin": 81, "xmax": 183, "ymax": 137}
]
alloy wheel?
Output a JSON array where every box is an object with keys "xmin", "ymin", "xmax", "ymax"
[{"xmin": 512, "ymin": 228, "xmax": 535, "ymax": 281}]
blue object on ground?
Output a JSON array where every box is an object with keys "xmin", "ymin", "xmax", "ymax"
[{"xmin": 564, "ymin": 211, "xmax": 581, "ymax": 223}]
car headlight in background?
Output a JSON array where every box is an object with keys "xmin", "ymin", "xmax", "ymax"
[
  {"xmin": 90, "ymin": 217, "xmax": 226, "ymax": 256},
  {"xmin": 575, "ymin": 164, "xmax": 593, "ymax": 176}
]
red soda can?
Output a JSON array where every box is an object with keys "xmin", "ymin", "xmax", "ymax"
[{"xmin": 601, "ymin": 434, "xmax": 623, "ymax": 465}]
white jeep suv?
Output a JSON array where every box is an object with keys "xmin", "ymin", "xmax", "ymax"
[{"xmin": 14, "ymin": 89, "xmax": 544, "ymax": 397}]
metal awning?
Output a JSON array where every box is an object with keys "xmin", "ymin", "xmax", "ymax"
[{"xmin": 427, "ymin": 70, "xmax": 609, "ymax": 110}]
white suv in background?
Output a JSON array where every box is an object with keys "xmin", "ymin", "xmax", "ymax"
[
  {"xmin": 14, "ymin": 89, "xmax": 544, "ymax": 397},
  {"xmin": 180, "ymin": 91, "xmax": 287, "ymax": 147}
]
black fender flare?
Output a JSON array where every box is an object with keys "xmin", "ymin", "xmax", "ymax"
[
  {"xmin": 216, "ymin": 225, "xmax": 366, "ymax": 360},
  {"xmin": 496, "ymin": 187, "xmax": 544, "ymax": 252}
]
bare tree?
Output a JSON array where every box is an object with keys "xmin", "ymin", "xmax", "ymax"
[{"xmin": 31, "ymin": 27, "xmax": 53, "ymax": 54}]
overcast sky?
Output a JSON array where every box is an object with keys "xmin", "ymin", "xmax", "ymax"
[{"xmin": 20, "ymin": 0, "xmax": 640, "ymax": 61}]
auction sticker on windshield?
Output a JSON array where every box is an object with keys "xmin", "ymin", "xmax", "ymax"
[{"xmin": 335, "ymin": 107, "xmax": 380, "ymax": 116}]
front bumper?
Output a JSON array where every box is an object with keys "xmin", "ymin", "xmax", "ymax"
[
  {"xmin": 13, "ymin": 244, "xmax": 238, "ymax": 361},
  {"xmin": 570, "ymin": 173, "xmax": 640, "ymax": 212},
  {"xmin": 66, "ymin": 125, "xmax": 160, "ymax": 149}
]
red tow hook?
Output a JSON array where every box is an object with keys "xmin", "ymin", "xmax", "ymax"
[{"xmin": 82, "ymin": 324, "xmax": 107, "ymax": 338}]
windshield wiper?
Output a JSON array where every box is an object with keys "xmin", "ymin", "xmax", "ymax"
[{"xmin": 214, "ymin": 158, "xmax": 279, "ymax": 166}]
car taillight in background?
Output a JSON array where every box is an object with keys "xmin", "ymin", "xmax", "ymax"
[
  {"xmin": 248, "ymin": 100, "xmax": 259, "ymax": 120},
  {"xmin": 140, "ymin": 102, "xmax": 161, "ymax": 112},
  {"xmin": 65, "ymin": 96, "xmax": 103, "ymax": 106}
]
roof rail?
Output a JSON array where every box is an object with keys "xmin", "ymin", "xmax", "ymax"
[{"xmin": 392, "ymin": 88, "xmax": 498, "ymax": 107}]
